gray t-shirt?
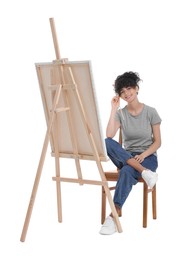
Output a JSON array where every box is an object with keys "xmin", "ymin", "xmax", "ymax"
[{"xmin": 115, "ymin": 104, "xmax": 162, "ymax": 154}]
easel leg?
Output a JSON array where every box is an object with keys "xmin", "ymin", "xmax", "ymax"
[
  {"xmin": 66, "ymin": 68, "xmax": 123, "ymax": 232},
  {"xmin": 52, "ymin": 115, "xmax": 62, "ymax": 222},
  {"xmin": 20, "ymin": 85, "xmax": 62, "ymax": 242},
  {"xmin": 54, "ymin": 156, "xmax": 62, "ymax": 222},
  {"xmin": 20, "ymin": 129, "xmax": 52, "ymax": 242}
]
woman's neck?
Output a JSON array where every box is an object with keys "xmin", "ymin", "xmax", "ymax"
[{"xmin": 127, "ymin": 100, "xmax": 144, "ymax": 116}]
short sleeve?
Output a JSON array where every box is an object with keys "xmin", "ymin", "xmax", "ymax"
[{"xmin": 148, "ymin": 107, "xmax": 162, "ymax": 125}]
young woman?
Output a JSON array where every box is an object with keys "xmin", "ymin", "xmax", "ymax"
[{"xmin": 100, "ymin": 71, "xmax": 161, "ymax": 235}]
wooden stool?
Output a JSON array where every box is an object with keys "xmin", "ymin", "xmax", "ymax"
[{"xmin": 101, "ymin": 169, "xmax": 157, "ymax": 227}]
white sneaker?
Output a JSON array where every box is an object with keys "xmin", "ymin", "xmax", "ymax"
[
  {"xmin": 142, "ymin": 169, "xmax": 158, "ymax": 189},
  {"xmin": 99, "ymin": 216, "xmax": 117, "ymax": 235}
]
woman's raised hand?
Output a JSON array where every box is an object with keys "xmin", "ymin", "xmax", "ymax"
[{"xmin": 111, "ymin": 95, "xmax": 120, "ymax": 110}]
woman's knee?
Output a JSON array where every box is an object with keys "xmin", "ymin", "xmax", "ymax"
[
  {"xmin": 105, "ymin": 137, "xmax": 119, "ymax": 149},
  {"xmin": 105, "ymin": 137, "xmax": 113, "ymax": 150}
]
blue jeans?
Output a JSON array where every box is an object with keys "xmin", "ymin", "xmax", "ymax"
[{"xmin": 105, "ymin": 138, "xmax": 158, "ymax": 209}]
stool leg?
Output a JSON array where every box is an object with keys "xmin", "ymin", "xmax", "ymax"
[
  {"xmin": 101, "ymin": 187, "xmax": 106, "ymax": 224},
  {"xmin": 143, "ymin": 182, "xmax": 148, "ymax": 227},
  {"xmin": 152, "ymin": 185, "xmax": 157, "ymax": 219},
  {"xmin": 118, "ymin": 208, "xmax": 122, "ymax": 217}
]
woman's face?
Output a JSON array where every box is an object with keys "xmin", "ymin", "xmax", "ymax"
[{"xmin": 119, "ymin": 86, "xmax": 138, "ymax": 103}]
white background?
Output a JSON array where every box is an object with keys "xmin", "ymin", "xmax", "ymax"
[{"xmin": 0, "ymin": 0, "xmax": 179, "ymax": 259}]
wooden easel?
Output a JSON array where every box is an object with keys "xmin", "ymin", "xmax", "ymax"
[{"xmin": 20, "ymin": 18, "xmax": 122, "ymax": 242}]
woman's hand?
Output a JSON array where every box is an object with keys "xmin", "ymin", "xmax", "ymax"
[
  {"xmin": 134, "ymin": 154, "xmax": 145, "ymax": 163},
  {"xmin": 111, "ymin": 95, "xmax": 120, "ymax": 110}
]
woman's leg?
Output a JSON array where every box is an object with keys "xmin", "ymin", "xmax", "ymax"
[
  {"xmin": 113, "ymin": 154, "xmax": 158, "ymax": 213},
  {"xmin": 113, "ymin": 165, "xmax": 140, "ymax": 211}
]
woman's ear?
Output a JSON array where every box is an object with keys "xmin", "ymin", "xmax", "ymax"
[{"xmin": 136, "ymin": 86, "xmax": 139, "ymax": 94}]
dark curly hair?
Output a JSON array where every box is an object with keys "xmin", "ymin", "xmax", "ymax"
[{"xmin": 114, "ymin": 71, "xmax": 141, "ymax": 95}]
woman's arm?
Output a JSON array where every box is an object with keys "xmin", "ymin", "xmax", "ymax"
[
  {"xmin": 134, "ymin": 123, "xmax": 161, "ymax": 163},
  {"xmin": 106, "ymin": 96, "xmax": 121, "ymax": 138}
]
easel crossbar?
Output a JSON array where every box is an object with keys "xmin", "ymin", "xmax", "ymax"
[
  {"xmin": 55, "ymin": 107, "xmax": 70, "ymax": 113},
  {"xmin": 52, "ymin": 176, "xmax": 108, "ymax": 186}
]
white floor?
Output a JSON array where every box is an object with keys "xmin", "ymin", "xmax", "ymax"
[{"xmin": 1, "ymin": 1, "xmax": 179, "ymax": 259}]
